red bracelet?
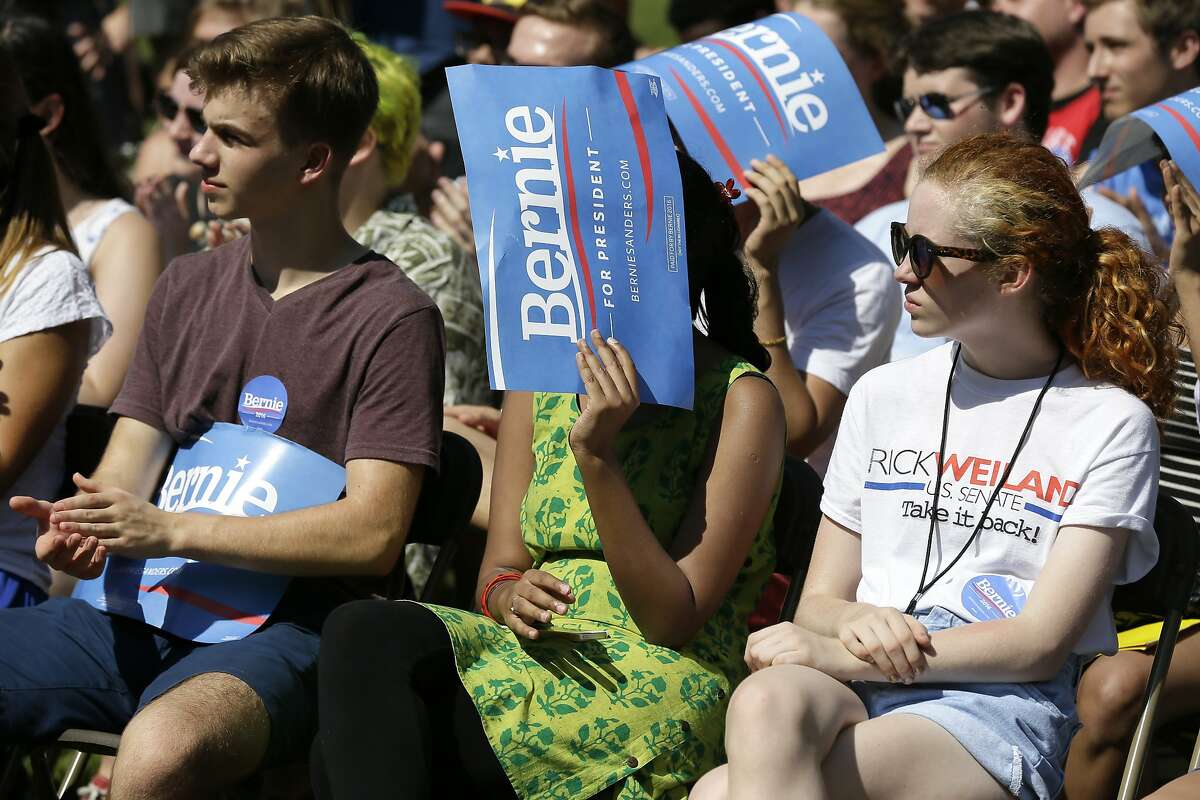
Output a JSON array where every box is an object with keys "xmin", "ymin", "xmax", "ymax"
[{"xmin": 480, "ymin": 571, "xmax": 522, "ymax": 620}]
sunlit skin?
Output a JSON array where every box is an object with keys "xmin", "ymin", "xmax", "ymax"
[
  {"xmin": 189, "ymin": 88, "xmax": 316, "ymax": 223},
  {"xmin": 989, "ymin": 0, "xmax": 1082, "ymax": 54},
  {"xmin": 989, "ymin": 0, "xmax": 1091, "ymax": 100},
  {"xmin": 896, "ymin": 181, "xmax": 999, "ymax": 342},
  {"xmin": 1084, "ymin": 0, "xmax": 1197, "ymax": 120},
  {"xmin": 506, "ymin": 15, "xmax": 605, "ymax": 66},
  {"xmin": 790, "ymin": 2, "xmax": 882, "ymax": 100},
  {"xmin": 900, "ymin": 178, "xmax": 1061, "ymax": 382}
]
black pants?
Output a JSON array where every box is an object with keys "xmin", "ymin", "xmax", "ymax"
[{"xmin": 310, "ymin": 600, "xmax": 514, "ymax": 799}]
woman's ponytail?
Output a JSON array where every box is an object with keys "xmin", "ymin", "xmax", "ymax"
[
  {"xmin": 1066, "ymin": 227, "xmax": 1179, "ymax": 419},
  {"xmin": 675, "ymin": 149, "xmax": 770, "ymax": 371},
  {"xmin": 924, "ymin": 133, "xmax": 1179, "ymax": 418}
]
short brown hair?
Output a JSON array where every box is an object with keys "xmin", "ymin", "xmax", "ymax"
[
  {"xmin": 1083, "ymin": 0, "xmax": 1200, "ymax": 76},
  {"xmin": 521, "ymin": 0, "xmax": 637, "ymax": 67},
  {"xmin": 187, "ymin": 15, "xmax": 379, "ymax": 161}
]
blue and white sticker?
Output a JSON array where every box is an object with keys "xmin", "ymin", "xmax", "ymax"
[
  {"xmin": 238, "ymin": 375, "xmax": 287, "ymax": 433},
  {"xmin": 962, "ymin": 574, "xmax": 1028, "ymax": 621}
]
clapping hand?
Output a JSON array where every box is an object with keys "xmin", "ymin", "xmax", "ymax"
[{"xmin": 12, "ymin": 494, "xmax": 107, "ymax": 580}]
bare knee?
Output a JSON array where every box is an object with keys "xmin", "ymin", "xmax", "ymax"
[
  {"xmin": 727, "ymin": 669, "xmax": 810, "ymax": 735},
  {"xmin": 691, "ymin": 764, "xmax": 728, "ymax": 800},
  {"xmin": 1076, "ymin": 653, "xmax": 1150, "ymax": 746},
  {"xmin": 726, "ymin": 666, "xmax": 855, "ymax": 754},
  {"xmin": 111, "ymin": 673, "xmax": 269, "ymax": 800}
]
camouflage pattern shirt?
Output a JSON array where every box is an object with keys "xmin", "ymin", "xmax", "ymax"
[{"xmin": 355, "ymin": 195, "xmax": 491, "ymax": 406}]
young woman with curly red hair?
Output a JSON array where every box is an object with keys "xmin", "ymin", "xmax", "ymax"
[{"xmin": 692, "ymin": 132, "xmax": 1179, "ymax": 800}]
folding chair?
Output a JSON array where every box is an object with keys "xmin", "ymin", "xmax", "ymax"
[
  {"xmin": 2, "ymin": 430, "xmax": 483, "ymax": 799},
  {"xmin": 773, "ymin": 456, "xmax": 824, "ymax": 623},
  {"xmin": 1116, "ymin": 492, "xmax": 1200, "ymax": 800},
  {"xmin": 387, "ymin": 429, "xmax": 483, "ymax": 601}
]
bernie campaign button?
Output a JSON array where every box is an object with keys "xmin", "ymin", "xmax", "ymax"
[
  {"xmin": 238, "ymin": 375, "xmax": 288, "ymax": 433},
  {"xmin": 962, "ymin": 574, "xmax": 1028, "ymax": 621}
]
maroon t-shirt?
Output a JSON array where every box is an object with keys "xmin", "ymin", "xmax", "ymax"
[
  {"xmin": 111, "ymin": 236, "xmax": 445, "ymax": 604},
  {"xmin": 113, "ymin": 235, "xmax": 444, "ymax": 470}
]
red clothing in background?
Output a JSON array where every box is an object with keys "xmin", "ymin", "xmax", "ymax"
[{"xmin": 1043, "ymin": 84, "xmax": 1104, "ymax": 165}]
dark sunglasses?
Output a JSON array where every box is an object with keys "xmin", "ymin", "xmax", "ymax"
[
  {"xmin": 154, "ymin": 90, "xmax": 206, "ymax": 135},
  {"xmin": 893, "ymin": 86, "xmax": 998, "ymax": 124},
  {"xmin": 890, "ymin": 221, "xmax": 988, "ymax": 279}
]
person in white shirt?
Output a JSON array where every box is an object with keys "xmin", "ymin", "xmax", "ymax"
[
  {"xmin": 736, "ymin": 157, "xmax": 900, "ymax": 475},
  {"xmin": 693, "ymin": 133, "xmax": 1176, "ymax": 800},
  {"xmin": 852, "ymin": 10, "xmax": 1152, "ymax": 362},
  {"xmin": 0, "ymin": 49, "xmax": 109, "ymax": 608}
]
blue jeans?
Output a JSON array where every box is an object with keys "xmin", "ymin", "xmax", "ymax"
[
  {"xmin": 851, "ymin": 606, "xmax": 1080, "ymax": 800},
  {"xmin": 0, "ymin": 596, "xmax": 322, "ymax": 765}
]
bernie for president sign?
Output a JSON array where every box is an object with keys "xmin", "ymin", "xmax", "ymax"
[
  {"xmin": 447, "ymin": 65, "xmax": 695, "ymax": 408},
  {"xmin": 1080, "ymin": 86, "xmax": 1200, "ymax": 190},
  {"xmin": 73, "ymin": 423, "xmax": 346, "ymax": 643},
  {"xmin": 620, "ymin": 12, "xmax": 883, "ymax": 196}
]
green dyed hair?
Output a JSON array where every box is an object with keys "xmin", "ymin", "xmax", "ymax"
[{"xmin": 352, "ymin": 32, "xmax": 420, "ymax": 186}]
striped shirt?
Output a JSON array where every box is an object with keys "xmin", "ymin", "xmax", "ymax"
[{"xmin": 1159, "ymin": 348, "xmax": 1200, "ymax": 609}]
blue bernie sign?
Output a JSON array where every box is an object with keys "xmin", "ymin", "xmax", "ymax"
[
  {"xmin": 447, "ymin": 65, "xmax": 695, "ymax": 408},
  {"xmin": 1080, "ymin": 85, "xmax": 1200, "ymax": 190},
  {"xmin": 620, "ymin": 13, "xmax": 883, "ymax": 195},
  {"xmin": 73, "ymin": 423, "xmax": 346, "ymax": 643}
]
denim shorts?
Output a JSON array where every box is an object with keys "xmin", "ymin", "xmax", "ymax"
[
  {"xmin": 0, "ymin": 595, "xmax": 323, "ymax": 765},
  {"xmin": 851, "ymin": 606, "xmax": 1080, "ymax": 800}
]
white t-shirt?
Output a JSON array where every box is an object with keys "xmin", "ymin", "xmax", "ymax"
[
  {"xmin": 821, "ymin": 343, "xmax": 1159, "ymax": 656},
  {"xmin": 855, "ymin": 188, "xmax": 1153, "ymax": 363},
  {"xmin": 71, "ymin": 197, "xmax": 137, "ymax": 268},
  {"xmin": 0, "ymin": 248, "xmax": 110, "ymax": 592},
  {"xmin": 777, "ymin": 209, "xmax": 901, "ymax": 474}
]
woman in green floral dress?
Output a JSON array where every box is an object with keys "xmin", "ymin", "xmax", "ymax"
[{"xmin": 312, "ymin": 150, "xmax": 787, "ymax": 800}]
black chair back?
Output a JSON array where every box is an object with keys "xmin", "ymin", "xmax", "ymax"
[
  {"xmin": 774, "ymin": 456, "xmax": 824, "ymax": 622},
  {"xmin": 1114, "ymin": 492, "xmax": 1199, "ymax": 617},
  {"xmin": 60, "ymin": 404, "xmax": 116, "ymax": 497},
  {"xmin": 386, "ymin": 430, "xmax": 484, "ymax": 600},
  {"xmin": 1112, "ymin": 492, "xmax": 1200, "ymax": 799}
]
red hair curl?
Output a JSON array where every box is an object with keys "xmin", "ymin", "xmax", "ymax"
[{"xmin": 924, "ymin": 133, "xmax": 1179, "ymax": 419}]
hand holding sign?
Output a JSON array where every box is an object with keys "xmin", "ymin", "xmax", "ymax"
[
  {"xmin": 1165, "ymin": 159, "xmax": 1200, "ymax": 278},
  {"xmin": 570, "ymin": 330, "xmax": 640, "ymax": 460},
  {"xmin": 741, "ymin": 154, "xmax": 806, "ymax": 272},
  {"xmin": 621, "ymin": 13, "xmax": 883, "ymax": 199},
  {"xmin": 448, "ymin": 65, "xmax": 695, "ymax": 408}
]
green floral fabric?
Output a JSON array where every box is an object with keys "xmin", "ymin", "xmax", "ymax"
[{"xmin": 422, "ymin": 357, "xmax": 778, "ymax": 800}]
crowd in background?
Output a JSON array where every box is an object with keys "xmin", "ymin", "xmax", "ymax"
[{"xmin": 0, "ymin": 1, "xmax": 1199, "ymax": 799}]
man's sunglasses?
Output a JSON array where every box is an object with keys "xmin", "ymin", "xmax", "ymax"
[
  {"xmin": 893, "ymin": 86, "xmax": 997, "ymax": 124},
  {"xmin": 154, "ymin": 90, "xmax": 206, "ymax": 135},
  {"xmin": 891, "ymin": 221, "xmax": 988, "ymax": 279}
]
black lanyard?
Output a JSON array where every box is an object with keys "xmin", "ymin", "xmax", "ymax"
[{"xmin": 904, "ymin": 343, "xmax": 1065, "ymax": 616}]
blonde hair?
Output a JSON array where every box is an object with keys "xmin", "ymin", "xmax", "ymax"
[
  {"xmin": 924, "ymin": 133, "xmax": 1179, "ymax": 418},
  {"xmin": 352, "ymin": 33, "xmax": 420, "ymax": 187}
]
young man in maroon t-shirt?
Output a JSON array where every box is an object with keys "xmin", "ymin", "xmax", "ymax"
[{"xmin": 0, "ymin": 17, "xmax": 445, "ymax": 798}]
